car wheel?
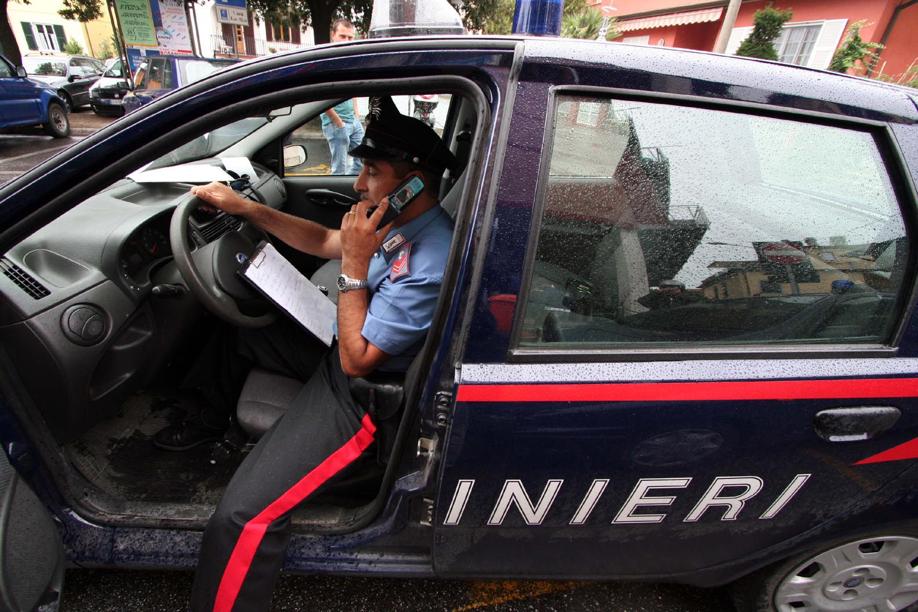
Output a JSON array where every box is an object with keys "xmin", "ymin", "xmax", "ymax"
[
  {"xmin": 732, "ymin": 534, "xmax": 918, "ymax": 611},
  {"xmin": 43, "ymin": 102, "xmax": 70, "ymax": 138},
  {"xmin": 58, "ymin": 91, "xmax": 72, "ymax": 112}
]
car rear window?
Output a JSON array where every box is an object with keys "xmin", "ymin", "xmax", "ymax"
[
  {"xmin": 23, "ymin": 58, "xmax": 66, "ymax": 76},
  {"xmin": 182, "ymin": 61, "xmax": 227, "ymax": 85},
  {"xmin": 516, "ymin": 95, "xmax": 910, "ymax": 349}
]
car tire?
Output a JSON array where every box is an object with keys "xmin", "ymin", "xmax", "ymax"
[
  {"xmin": 58, "ymin": 91, "xmax": 72, "ymax": 112},
  {"xmin": 43, "ymin": 102, "xmax": 70, "ymax": 138},
  {"xmin": 731, "ymin": 532, "xmax": 918, "ymax": 612}
]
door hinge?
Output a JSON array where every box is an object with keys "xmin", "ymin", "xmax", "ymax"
[
  {"xmin": 419, "ymin": 497, "xmax": 435, "ymax": 527},
  {"xmin": 434, "ymin": 391, "xmax": 453, "ymax": 430}
]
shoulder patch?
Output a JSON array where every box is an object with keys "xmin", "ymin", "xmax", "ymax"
[{"xmin": 390, "ymin": 243, "xmax": 411, "ymax": 281}]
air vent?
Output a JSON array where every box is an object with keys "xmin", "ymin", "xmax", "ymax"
[
  {"xmin": 1, "ymin": 258, "xmax": 50, "ymax": 299},
  {"xmin": 194, "ymin": 214, "xmax": 243, "ymax": 244}
]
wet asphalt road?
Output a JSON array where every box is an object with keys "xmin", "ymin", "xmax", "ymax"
[
  {"xmin": 4, "ymin": 109, "xmax": 736, "ymax": 612},
  {"xmin": 61, "ymin": 569, "xmax": 734, "ymax": 611}
]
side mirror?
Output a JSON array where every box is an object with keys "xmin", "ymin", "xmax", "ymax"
[
  {"xmin": 15, "ymin": 66, "xmax": 26, "ymax": 78},
  {"xmin": 67, "ymin": 74, "xmax": 78, "ymax": 82},
  {"xmin": 283, "ymin": 144, "xmax": 307, "ymax": 169}
]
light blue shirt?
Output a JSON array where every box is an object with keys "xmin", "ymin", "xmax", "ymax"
[{"xmin": 341, "ymin": 205, "xmax": 453, "ymax": 372}]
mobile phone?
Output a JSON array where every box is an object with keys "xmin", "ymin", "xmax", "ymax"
[{"xmin": 374, "ymin": 175, "xmax": 425, "ymax": 229}]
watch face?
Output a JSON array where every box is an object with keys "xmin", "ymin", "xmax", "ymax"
[{"xmin": 336, "ymin": 275, "xmax": 348, "ymax": 291}]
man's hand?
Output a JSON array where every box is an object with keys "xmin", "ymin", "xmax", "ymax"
[
  {"xmin": 339, "ymin": 199, "xmax": 394, "ymax": 278},
  {"xmin": 191, "ymin": 182, "xmax": 255, "ymax": 217}
]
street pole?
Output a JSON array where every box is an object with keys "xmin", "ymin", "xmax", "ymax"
[
  {"xmin": 712, "ymin": 0, "xmax": 742, "ymax": 54},
  {"xmin": 108, "ymin": 0, "xmax": 134, "ymax": 84}
]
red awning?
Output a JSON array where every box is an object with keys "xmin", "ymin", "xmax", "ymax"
[{"xmin": 619, "ymin": 7, "xmax": 723, "ymax": 32}]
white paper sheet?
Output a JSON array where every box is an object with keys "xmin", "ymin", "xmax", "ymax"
[
  {"xmin": 129, "ymin": 164, "xmax": 233, "ymax": 184},
  {"xmin": 241, "ymin": 243, "xmax": 337, "ymax": 346},
  {"xmin": 222, "ymin": 156, "xmax": 258, "ymax": 180}
]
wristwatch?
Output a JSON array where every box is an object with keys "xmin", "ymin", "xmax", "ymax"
[{"xmin": 336, "ymin": 273, "xmax": 368, "ymax": 293}]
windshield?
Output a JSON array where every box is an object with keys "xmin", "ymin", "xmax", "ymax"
[
  {"xmin": 144, "ymin": 117, "xmax": 270, "ymax": 170},
  {"xmin": 182, "ymin": 60, "xmax": 235, "ymax": 85},
  {"xmin": 23, "ymin": 58, "xmax": 66, "ymax": 77},
  {"xmin": 104, "ymin": 60, "xmax": 123, "ymax": 78}
]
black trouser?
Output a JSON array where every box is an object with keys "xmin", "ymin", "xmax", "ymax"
[
  {"xmin": 190, "ymin": 347, "xmax": 375, "ymax": 612},
  {"xmin": 182, "ymin": 317, "xmax": 326, "ymax": 429}
]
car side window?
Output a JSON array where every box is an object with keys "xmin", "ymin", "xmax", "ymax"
[
  {"xmin": 161, "ymin": 60, "xmax": 175, "ymax": 89},
  {"xmin": 284, "ymin": 95, "xmax": 449, "ymax": 177},
  {"xmin": 145, "ymin": 59, "xmax": 165, "ymax": 90},
  {"xmin": 0, "ymin": 60, "xmax": 12, "ymax": 78},
  {"xmin": 517, "ymin": 95, "xmax": 909, "ymax": 348}
]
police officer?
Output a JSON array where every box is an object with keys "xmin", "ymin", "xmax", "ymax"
[{"xmin": 188, "ymin": 97, "xmax": 457, "ymax": 611}]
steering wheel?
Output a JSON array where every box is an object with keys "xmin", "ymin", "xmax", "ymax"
[{"xmin": 170, "ymin": 193, "xmax": 276, "ymax": 328}]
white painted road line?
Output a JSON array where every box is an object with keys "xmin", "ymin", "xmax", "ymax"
[{"xmin": 0, "ymin": 138, "xmax": 85, "ymax": 164}]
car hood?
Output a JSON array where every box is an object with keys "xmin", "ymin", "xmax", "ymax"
[{"xmin": 28, "ymin": 74, "xmax": 66, "ymax": 86}]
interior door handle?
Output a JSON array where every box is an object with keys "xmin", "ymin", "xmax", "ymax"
[
  {"xmin": 304, "ymin": 189, "xmax": 357, "ymax": 208},
  {"xmin": 813, "ymin": 406, "xmax": 901, "ymax": 442}
]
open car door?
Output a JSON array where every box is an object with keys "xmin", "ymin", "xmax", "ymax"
[{"xmin": 0, "ymin": 453, "xmax": 63, "ymax": 611}]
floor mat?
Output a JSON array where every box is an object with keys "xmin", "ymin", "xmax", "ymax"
[{"xmin": 64, "ymin": 393, "xmax": 246, "ymax": 505}]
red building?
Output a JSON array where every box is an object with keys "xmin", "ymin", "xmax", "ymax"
[{"xmin": 598, "ymin": 0, "xmax": 917, "ymax": 81}]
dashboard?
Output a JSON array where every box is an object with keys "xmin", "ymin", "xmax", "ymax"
[{"xmin": 0, "ymin": 158, "xmax": 286, "ymax": 441}]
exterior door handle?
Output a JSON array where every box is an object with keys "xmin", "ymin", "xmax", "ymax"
[{"xmin": 814, "ymin": 407, "xmax": 901, "ymax": 442}]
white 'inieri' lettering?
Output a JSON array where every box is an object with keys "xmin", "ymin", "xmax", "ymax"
[
  {"xmin": 760, "ymin": 474, "xmax": 811, "ymax": 520},
  {"xmin": 488, "ymin": 479, "xmax": 563, "ymax": 526},
  {"xmin": 684, "ymin": 476, "xmax": 763, "ymax": 522},
  {"xmin": 570, "ymin": 479, "xmax": 609, "ymax": 525},
  {"xmin": 443, "ymin": 479, "xmax": 475, "ymax": 526},
  {"xmin": 613, "ymin": 478, "xmax": 691, "ymax": 524}
]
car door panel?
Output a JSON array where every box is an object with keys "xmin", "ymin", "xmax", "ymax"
[
  {"xmin": 433, "ymin": 50, "xmax": 918, "ymax": 581},
  {"xmin": 0, "ymin": 451, "xmax": 63, "ymax": 610}
]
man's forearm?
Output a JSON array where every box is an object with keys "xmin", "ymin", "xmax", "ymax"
[
  {"xmin": 245, "ymin": 203, "xmax": 341, "ymax": 259},
  {"xmin": 324, "ymin": 109, "xmax": 344, "ymax": 128}
]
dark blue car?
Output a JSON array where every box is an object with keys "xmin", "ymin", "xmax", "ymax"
[
  {"xmin": 122, "ymin": 55, "xmax": 239, "ymax": 113},
  {"xmin": 0, "ymin": 54, "xmax": 70, "ymax": 138},
  {"xmin": 1, "ymin": 37, "xmax": 918, "ymax": 612}
]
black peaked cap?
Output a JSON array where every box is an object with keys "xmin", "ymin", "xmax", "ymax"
[{"xmin": 348, "ymin": 96, "xmax": 458, "ymax": 174}]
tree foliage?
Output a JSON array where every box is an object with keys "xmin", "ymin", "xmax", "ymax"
[
  {"xmin": 63, "ymin": 38, "xmax": 85, "ymax": 54},
  {"xmin": 561, "ymin": 4, "xmax": 618, "ymax": 40},
  {"xmin": 248, "ymin": 0, "xmax": 372, "ymax": 44},
  {"xmin": 58, "ymin": 0, "xmax": 103, "ymax": 23},
  {"xmin": 735, "ymin": 6, "xmax": 792, "ymax": 61},
  {"xmin": 828, "ymin": 20, "xmax": 883, "ymax": 74},
  {"xmin": 460, "ymin": 0, "xmax": 513, "ymax": 34}
]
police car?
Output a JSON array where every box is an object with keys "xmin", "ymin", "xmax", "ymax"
[{"xmin": 1, "ymin": 33, "xmax": 917, "ymax": 612}]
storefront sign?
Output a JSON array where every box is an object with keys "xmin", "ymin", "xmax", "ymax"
[
  {"xmin": 157, "ymin": 0, "xmax": 193, "ymax": 54},
  {"xmin": 115, "ymin": 0, "xmax": 158, "ymax": 47},
  {"xmin": 215, "ymin": 0, "xmax": 248, "ymax": 25}
]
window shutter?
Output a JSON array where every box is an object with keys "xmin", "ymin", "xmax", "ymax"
[
  {"xmin": 807, "ymin": 19, "xmax": 848, "ymax": 70},
  {"xmin": 53, "ymin": 24, "xmax": 66, "ymax": 51},
  {"xmin": 725, "ymin": 26, "xmax": 752, "ymax": 55},
  {"xmin": 20, "ymin": 22, "xmax": 38, "ymax": 51}
]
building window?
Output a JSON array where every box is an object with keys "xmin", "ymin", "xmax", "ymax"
[
  {"xmin": 21, "ymin": 22, "xmax": 66, "ymax": 52},
  {"xmin": 517, "ymin": 95, "xmax": 908, "ymax": 348},
  {"xmin": 576, "ymin": 101, "xmax": 602, "ymax": 126},
  {"xmin": 775, "ymin": 24, "xmax": 821, "ymax": 66}
]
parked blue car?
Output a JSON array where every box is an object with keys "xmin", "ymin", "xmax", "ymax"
[
  {"xmin": 0, "ymin": 54, "xmax": 69, "ymax": 138},
  {"xmin": 122, "ymin": 55, "xmax": 238, "ymax": 113},
  {"xmin": 2, "ymin": 36, "xmax": 918, "ymax": 612}
]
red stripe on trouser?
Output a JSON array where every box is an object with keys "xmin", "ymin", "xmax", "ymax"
[{"xmin": 213, "ymin": 413, "xmax": 376, "ymax": 612}]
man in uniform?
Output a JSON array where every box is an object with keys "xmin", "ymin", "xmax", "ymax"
[
  {"xmin": 188, "ymin": 97, "xmax": 457, "ymax": 611},
  {"xmin": 321, "ymin": 19, "xmax": 364, "ymax": 175}
]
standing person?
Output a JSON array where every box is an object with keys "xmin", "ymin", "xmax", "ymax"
[
  {"xmin": 189, "ymin": 97, "xmax": 457, "ymax": 612},
  {"xmin": 321, "ymin": 19, "xmax": 365, "ymax": 175}
]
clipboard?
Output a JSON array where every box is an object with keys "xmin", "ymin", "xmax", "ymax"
[{"xmin": 238, "ymin": 241, "xmax": 337, "ymax": 346}]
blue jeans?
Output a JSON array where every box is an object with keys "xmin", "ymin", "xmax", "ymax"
[{"xmin": 322, "ymin": 119, "xmax": 365, "ymax": 175}]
